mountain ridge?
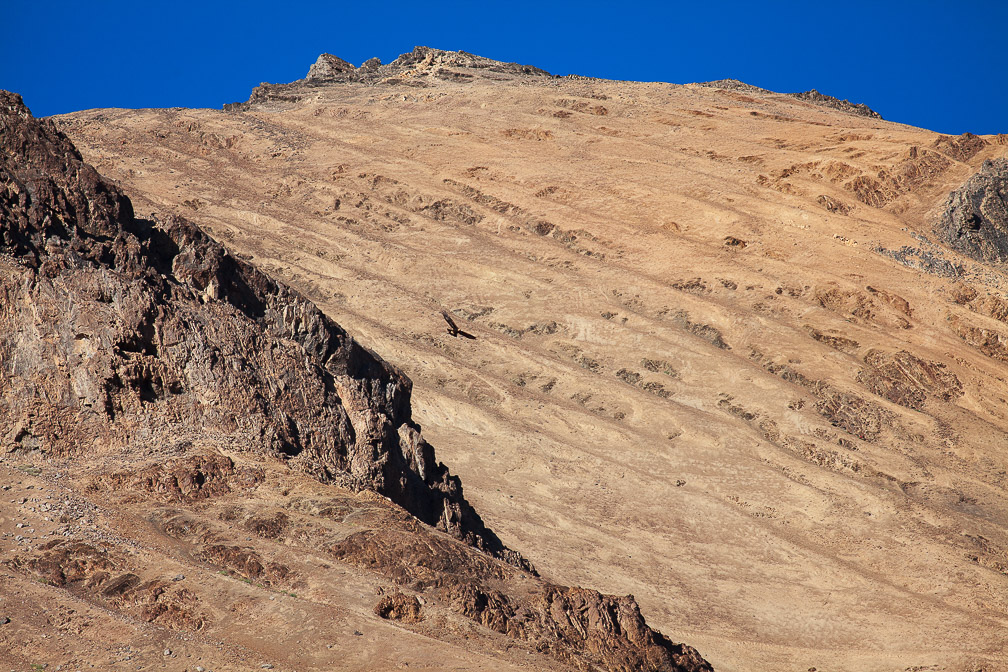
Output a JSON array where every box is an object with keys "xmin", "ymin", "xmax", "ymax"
[{"xmin": 228, "ymin": 46, "xmax": 885, "ymax": 121}]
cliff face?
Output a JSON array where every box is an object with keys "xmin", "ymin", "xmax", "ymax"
[
  {"xmin": 0, "ymin": 90, "xmax": 712, "ymax": 672},
  {"xmin": 0, "ymin": 89, "xmax": 525, "ymax": 568}
]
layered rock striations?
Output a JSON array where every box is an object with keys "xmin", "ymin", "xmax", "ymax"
[{"xmin": 42, "ymin": 47, "xmax": 1008, "ymax": 672}]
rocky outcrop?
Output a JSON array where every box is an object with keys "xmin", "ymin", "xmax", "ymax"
[
  {"xmin": 697, "ymin": 81, "xmax": 881, "ymax": 118},
  {"xmin": 305, "ymin": 53, "xmax": 357, "ymax": 81},
  {"xmin": 856, "ymin": 350, "xmax": 962, "ymax": 411},
  {"xmin": 10, "ymin": 539, "xmax": 208, "ymax": 631},
  {"xmin": 377, "ymin": 45, "xmax": 552, "ymax": 79},
  {"xmin": 937, "ymin": 158, "xmax": 1008, "ymax": 264},
  {"xmin": 874, "ymin": 244, "xmax": 964, "ymax": 279},
  {"xmin": 0, "ymin": 90, "xmax": 529, "ymax": 571},
  {"xmin": 933, "ymin": 132, "xmax": 987, "ymax": 162},
  {"xmin": 696, "ymin": 79, "xmax": 772, "ymax": 94},
  {"xmin": 374, "ymin": 591, "xmax": 424, "ymax": 622},
  {"xmin": 229, "ymin": 46, "xmax": 553, "ymax": 109},
  {"xmin": 0, "ymin": 92, "xmax": 135, "ymax": 265},
  {"xmin": 788, "ymin": 89, "xmax": 882, "ymax": 119},
  {"xmin": 333, "ymin": 525, "xmax": 713, "ymax": 672}
]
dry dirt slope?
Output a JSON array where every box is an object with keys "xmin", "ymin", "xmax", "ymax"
[
  {"xmin": 0, "ymin": 88, "xmax": 710, "ymax": 672},
  {"xmin": 55, "ymin": 47, "xmax": 1008, "ymax": 671}
]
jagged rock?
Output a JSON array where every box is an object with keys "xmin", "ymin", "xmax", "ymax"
[
  {"xmin": 0, "ymin": 92, "xmax": 134, "ymax": 264},
  {"xmin": 334, "ymin": 526, "xmax": 713, "ymax": 672},
  {"xmin": 816, "ymin": 194, "xmax": 851, "ymax": 215},
  {"xmin": 788, "ymin": 89, "xmax": 882, "ymax": 119},
  {"xmin": 696, "ymin": 81, "xmax": 881, "ymax": 119},
  {"xmin": 305, "ymin": 53, "xmax": 356, "ymax": 82},
  {"xmin": 228, "ymin": 46, "xmax": 552, "ymax": 109},
  {"xmin": 0, "ymin": 89, "xmax": 529, "ymax": 571},
  {"xmin": 388, "ymin": 45, "xmax": 551, "ymax": 77},
  {"xmin": 373, "ymin": 591, "xmax": 423, "ymax": 622},
  {"xmin": 447, "ymin": 582, "xmax": 714, "ymax": 672},
  {"xmin": 937, "ymin": 158, "xmax": 1008, "ymax": 264},
  {"xmin": 696, "ymin": 79, "xmax": 772, "ymax": 94},
  {"xmin": 874, "ymin": 244, "xmax": 964, "ymax": 279},
  {"xmin": 933, "ymin": 132, "xmax": 987, "ymax": 162}
]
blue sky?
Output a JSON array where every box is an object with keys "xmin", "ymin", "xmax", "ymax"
[{"xmin": 2, "ymin": 1, "xmax": 1005, "ymax": 134}]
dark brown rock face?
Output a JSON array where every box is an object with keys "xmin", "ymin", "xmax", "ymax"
[
  {"xmin": 938, "ymin": 158, "xmax": 1008, "ymax": 264},
  {"xmin": 0, "ymin": 89, "xmax": 527, "ymax": 570},
  {"xmin": 373, "ymin": 591, "xmax": 424, "ymax": 623},
  {"xmin": 0, "ymin": 92, "xmax": 134, "ymax": 264},
  {"xmin": 933, "ymin": 132, "xmax": 987, "ymax": 162},
  {"xmin": 333, "ymin": 527, "xmax": 714, "ymax": 672}
]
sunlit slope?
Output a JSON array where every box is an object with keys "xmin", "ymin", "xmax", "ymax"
[{"xmin": 60, "ymin": 61, "xmax": 1008, "ymax": 672}]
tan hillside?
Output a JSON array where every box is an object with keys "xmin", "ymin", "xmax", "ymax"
[
  {"xmin": 1, "ymin": 86, "xmax": 708, "ymax": 672},
  {"xmin": 6, "ymin": 46, "xmax": 1008, "ymax": 671}
]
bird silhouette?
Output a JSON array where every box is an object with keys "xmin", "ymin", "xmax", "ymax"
[{"xmin": 442, "ymin": 310, "xmax": 476, "ymax": 339}]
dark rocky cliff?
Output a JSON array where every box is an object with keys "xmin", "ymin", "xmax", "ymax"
[{"xmin": 0, "ymin": 89, "xmax": 527, "ymax": 570}]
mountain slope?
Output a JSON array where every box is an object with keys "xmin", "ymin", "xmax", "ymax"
[
  {"xmin": 0, "ymin": 90, "xmax": 710, "ymax": 671},
  {"xmin": 48, "ymin": 47, "xmax": 1008, "ymax": 671}
]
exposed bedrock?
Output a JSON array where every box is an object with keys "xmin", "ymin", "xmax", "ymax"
[{"xmin": 938, "ymin": 157, "xmax": 1008, "ymax": 264}]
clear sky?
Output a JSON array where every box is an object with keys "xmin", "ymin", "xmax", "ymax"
[{"xmin": 2, "ymin": 0, "xmax": 1005, "ymax": 134}]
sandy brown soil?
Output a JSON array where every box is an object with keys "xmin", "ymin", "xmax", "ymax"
[{"xmin": 25, "ymin": 50, "xmax": 1008, "ymax": 670}]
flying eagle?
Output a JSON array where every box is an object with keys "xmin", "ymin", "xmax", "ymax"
[{"xmin": 442, "ymin": 310, "xmax": 476, "ymax": 339}]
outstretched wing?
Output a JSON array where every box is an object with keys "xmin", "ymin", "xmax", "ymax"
[
  {"xmin": 457, "ymin": 329, "xmax": 476, "ymax": 340},
  {"xmin": 441, "ymin": 310, "xmax": 459, "ymax": 331}
]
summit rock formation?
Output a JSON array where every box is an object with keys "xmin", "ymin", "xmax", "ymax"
[{"xmin": 229, "ymin": 45, "xmax": 553, "ymax": 110}]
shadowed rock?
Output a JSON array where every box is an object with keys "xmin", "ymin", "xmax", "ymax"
[
  {"xmin": 0, "ymin": 89, "xmax": 528, "ymax": 571},
  {"xmin": 937, "ymin": 158, "xmax": 1008, "ymax": 264}
]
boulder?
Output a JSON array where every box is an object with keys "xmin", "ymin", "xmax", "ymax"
[{"xmin": 938, "ymin": 158, "xmax": 1008, "ymax": 263}]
